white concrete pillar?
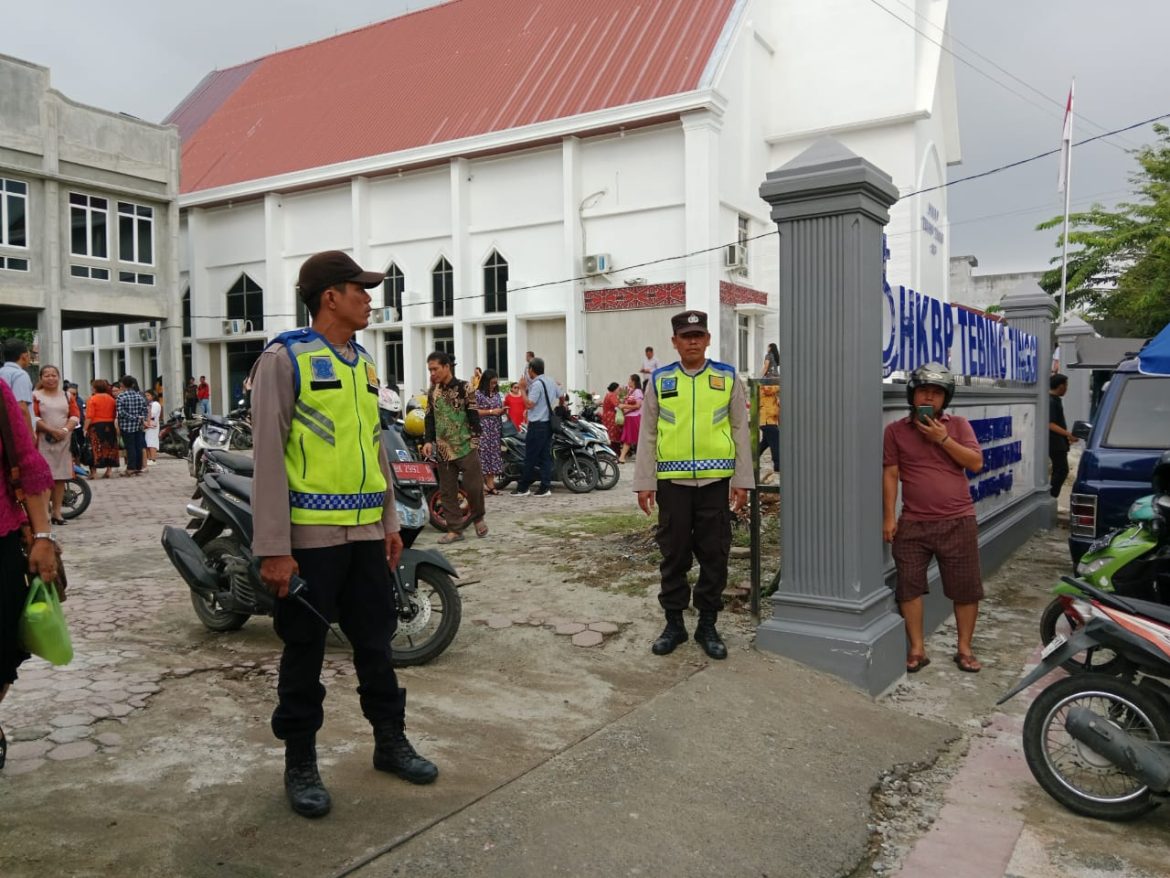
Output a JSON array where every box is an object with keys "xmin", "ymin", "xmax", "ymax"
[
  {"xmin": 682, "ymin": 109, "xmax": 724, "ymax": 355},
  {"xmin": 449, "ymin": 158, "xmax": 472, "ymax": 376},
  {"xmin": 562, "ymin": 136, "xmax": 586, "ymax": 391}
]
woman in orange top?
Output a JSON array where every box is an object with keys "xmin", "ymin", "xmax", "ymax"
[{"xmin": 86, "ymin": 379, "xmax": 119, "ymax": 478}]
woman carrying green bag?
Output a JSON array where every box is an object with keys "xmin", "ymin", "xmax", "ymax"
[{"xmin": 0, "ymin": 376, "xmax": 59, "ymax": 770}]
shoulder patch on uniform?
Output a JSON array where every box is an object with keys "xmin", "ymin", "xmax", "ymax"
[
  {"xmin": 660, "ymin": 376, "xmax": 678, "ymax": 392},
  {"xmin": 708, "ymin": 373, "xmax": 726, "ymax": 391},
  {"xmin": 310, "ymin": 356, "xmax": 337, "ymax": 383}
]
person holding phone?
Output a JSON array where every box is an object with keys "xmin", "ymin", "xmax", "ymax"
[{"xmin": 881, "ymin": 362, "xmax": 985, "ymax": 675}]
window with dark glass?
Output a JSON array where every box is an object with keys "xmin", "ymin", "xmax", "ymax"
[
  {"xmin": 1, "ymin": 178, "xmax": 28, "ymax": 248},
  {"xmin": 118, "ymin": 202, "xmax": 154, "ymax": 265},
  {"xmin": 226, "ymin": 274, "xmax": 265, "ymax": 332},
  {"xmin": 432, "ymin": 326, "xmax": 454, "ymax": 356},
  {"xmin": 182, "ymin": 289, "xmax": 192, "ymax": 338},
  {"xmin": 69, "ymin": 193, "xmax": 108, "ymax": 258},
  {"xmin": 384, "ymin": 331, "xmax": 404, "ymax": 388},
  {"xmin": 432, "ymin": 257, "xmax": 454, "ymax": 318},
  {"xmin": 483, "ymin": 250, "xmax": 508, "ymax": 313},
  {"xmin": 383, "ymin": 263, "xmax": 404, "ymax": 320},
  {"xmin": 485, "ymin": 322, "xmax": 509, "ymax": 379}
]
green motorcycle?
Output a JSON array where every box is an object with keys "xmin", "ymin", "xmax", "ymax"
[{"xmin": 1040, "ymin": 494, "xmax": 1165, "ymax": 674}]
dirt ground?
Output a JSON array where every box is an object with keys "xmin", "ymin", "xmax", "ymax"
[{"xmin": 1, "ymin": 458, "xmax": 1168, "ymax": 877}]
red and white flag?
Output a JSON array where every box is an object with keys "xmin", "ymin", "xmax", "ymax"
[{"xmin": 1058, "ymin": 83, "xmax": 1074, "ymax": 193}]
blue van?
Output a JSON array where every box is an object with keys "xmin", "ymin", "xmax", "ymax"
[{"xmin": 1068, "ymin": 356, "xmax": 1170, "ymax": 562}]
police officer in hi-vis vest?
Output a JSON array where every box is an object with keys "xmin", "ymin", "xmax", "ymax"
[
  {"xmin": 633, "ymin": 310, "xmax": 753, "ymax": 659},
  {"xmin": 250, "ymin": 251, "xmax": 437, "ymax": 818}
]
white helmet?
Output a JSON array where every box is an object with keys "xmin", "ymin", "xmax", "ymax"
[{"xmin": 378, "ymin": 386, "xmax": 401, "ymax": 414}]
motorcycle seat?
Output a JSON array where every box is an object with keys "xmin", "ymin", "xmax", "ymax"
[
  {"xmin": 214, "ymin": 472, "xmax": 253, "ymax": 504},
  {"xmin": 206, "ymin": 449, "xmax": 254, "ymax": 476}
]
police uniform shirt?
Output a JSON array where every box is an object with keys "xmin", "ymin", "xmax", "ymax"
[{"xmin": 631, "ymin": 364, "xmax": 754, "ymax": 492}]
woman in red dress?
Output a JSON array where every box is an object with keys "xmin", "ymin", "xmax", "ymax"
[
  {"xmin": 503, "ymin": 382, "xmax": 527, "ymax": 430},
  {"xmin": 601, "ymin": 382, "xmax": 622, "ymax": 451}
]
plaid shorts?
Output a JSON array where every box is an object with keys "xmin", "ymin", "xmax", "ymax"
[{"xmin": 891, "ymin": 516, "xmax": 984, "ymax": 604}]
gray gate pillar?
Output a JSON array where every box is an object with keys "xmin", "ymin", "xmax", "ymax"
[
  {"xmin": 755, "ymin": 139, "xmax": 904, "ymax": 696},
  {"xmin": 1000, "ymin": 282, "xmax": 1057, "ymax": 525},
  {"xmin": 1054, "ymin": 314, "xmax": 1096, "ymax": 425}
]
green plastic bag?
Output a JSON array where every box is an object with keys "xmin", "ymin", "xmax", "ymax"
[{"xmin": 19, "ymin": 576, "xmax": 73, "ymax": 666}]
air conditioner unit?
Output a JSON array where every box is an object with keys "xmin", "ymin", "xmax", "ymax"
[
  {"xmin": 376, "ymin": 306, "xmax": 399, "ymax": 323},
  {"xmin": 222, "ymin": 319, "xmax": 244, "ymax": 335},
  {"xmin": 724, "ymin": 244, "xmax": 746, "ymax": 270},
  {"xmin": 583, "ymin": 253, "xmax": 612, "ymax": 275},
  {"xmin": 138, "ymin": 327, "xmax": 156, "ymax": 342}
]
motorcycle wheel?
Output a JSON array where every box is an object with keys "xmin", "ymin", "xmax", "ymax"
[
  {"xmin": 190, "ymin": 536, "xmax": 251, "ymax": 632},
  {"xmin": 557, "ymin": 455, "xmax": 599, "ymax": 493},
  {"xmin": 230, "ymin": 428, "xmax": 253, "ymax": 451},
  {"xmin": 60, "ymin": 478, "xmax": 92, "ymax": 520},
  {"xmin": 429, "ymin": 487, "xmax": 471, "ymax": 531},
  {"xmin": 391, "ymin": 566, "xmax": 462, "ymax": 667},
  {"xmin": 1022, "ymin": 673, "xmax": 1170, "ymax": 821},
  {"xmin": 1039, "ymin": 598, "xmax": 1123, "ymax": 676},
  {"xmin": 594, "ymin": 453, "xmax": 620, "ymax": 490}
]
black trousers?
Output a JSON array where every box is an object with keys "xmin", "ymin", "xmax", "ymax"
[
  {"xmin": 271, "ymin": 540, "xmax": 405, "ymax": 741},
  {"xmin": 1049, "ymin": 450, "xmax": 1069, "ymax": 498},
  {"xmin": 654, "ymin": 479, "xmax": 733, "ymax": 614},
  {"xmin": 0, "ymin": 531, "xmax": 30, "ymax": 687},
  {"xmin": 519, "ymin": 420, "xmax": 554, "ymax": 491}
]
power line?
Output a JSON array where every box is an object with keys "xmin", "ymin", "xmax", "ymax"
[
  {"xmin": 902, "ymin": 112, "xmax": 1170, "ymax": 198},
  {"xmin": 880, "ymin": 0, "xmax": 1137, "ymax": 149}
]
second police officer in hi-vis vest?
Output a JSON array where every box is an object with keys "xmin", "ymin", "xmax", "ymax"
[
  {"xmin": 250, "ymin": 250, "xmax": 438, "ymax": 818},
  {"xmin": 633, "ymin": 310, "xmax": 753, "ymax": 659}
]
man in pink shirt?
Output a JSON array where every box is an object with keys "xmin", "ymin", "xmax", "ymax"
[{"xmin": 882, "ymin": 363, "xmax": 985, "ymax": 674}]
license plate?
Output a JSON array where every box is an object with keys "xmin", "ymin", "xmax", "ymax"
[
  {"xmin": 392, "ymin": 461, "xmax": 436, "ymax": 485},
  {"xmin": 1041, "ymin": 633, "xmax": 1067, "ymax": 659}
]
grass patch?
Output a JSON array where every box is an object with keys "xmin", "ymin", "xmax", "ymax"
[{"xmin": 530, "ymin": 510, "xmax": 651, "ymax": 537}]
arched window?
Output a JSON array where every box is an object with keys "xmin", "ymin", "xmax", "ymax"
[
  {"xmin": 432, "ymin": 257, "xmax": 453, "ymax": 318},
  {"xmin": 483, "ymin": 250, "xmax": 508, "ymax": 313},
  {"xmin": 226, "ymin": 273, "xmax": 264, "ymax": 331},
  {"xmin": 384, "ymin": 263, "xmax": 405, "ymax": 319}
]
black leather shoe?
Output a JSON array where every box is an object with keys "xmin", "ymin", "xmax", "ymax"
[
  {"xmin": 284, "ymin": 762, "xmax": 331, "ymax": 818},
  {"xmin": 373, "ymin": 727, "xmax": 439, "ymax": 784},
  {"xmin": 694, "ymin": 613, "xmax": 728, "ymax": 660},
  {"xmin": 651, "ymin": 612, "xmax": 688, "ymax": 656}
]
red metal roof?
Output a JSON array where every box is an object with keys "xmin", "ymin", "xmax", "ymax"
[{"xmin": 166, "ymin": 0, "xmax": 736, "ymax": 194}]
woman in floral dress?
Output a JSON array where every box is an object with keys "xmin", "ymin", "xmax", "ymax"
[
  {"xmin": 474, "ymin": 369, "xmax": 506, "ymax": 494},
  {"xmin": 618, "ymin": 374, "xmax": 643, "ymax": 464},
  {"xmin": 601, "ymin": 382, "xmax": 622, "ymax": 451}
]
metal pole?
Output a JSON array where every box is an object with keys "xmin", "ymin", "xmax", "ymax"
[{"xmin": 1059, "ymin": 80, "xmax": 1075, "ymax": 324}]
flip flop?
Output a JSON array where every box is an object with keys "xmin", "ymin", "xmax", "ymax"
[
  {"xmin": 953, "ymin": 653, "xmax": 982, "ymax": 673},
  {"xmin": 437, "ymin": 532, "xmax": 464, "ymax": 544},
  {"xmin": 906, "ymin": 654, "xmax": 931, "ymax": 673},
  {"xmin": 474, "ymin": 521, "xmax": 489, "ymax": 538}
]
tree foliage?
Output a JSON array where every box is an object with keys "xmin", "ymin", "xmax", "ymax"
[{"xmin": 1038, "ymin": 124, "xmax": 1170, "ymax": 335}]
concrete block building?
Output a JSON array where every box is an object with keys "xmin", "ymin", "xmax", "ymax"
[
  {"xmin": 0, "ymin": 54, "xmax": 181, "ymax": 393},
  {"xmin": 59, "ymin": 0, "xmax": 961, "ymax": 410}
]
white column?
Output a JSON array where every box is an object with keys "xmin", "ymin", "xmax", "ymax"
[
  {"xmin": 186, "ymin": 207, "xmax": 214, "ymax": 382},
  {"xmin": 682, "ymin": 110, "xmax": 724, "ymax": 355},
  {"xmin": 450, "ymin": 158, "xmax": 473, "ymax": 374},
  {"xmin": 562, "ymin": 136, "xmax": 586, "ymax": 390}
]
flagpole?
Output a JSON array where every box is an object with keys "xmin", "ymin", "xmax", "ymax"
[{"xmin": 1059, "ymin": 80, "xmax": 1075, "ymax": 324}]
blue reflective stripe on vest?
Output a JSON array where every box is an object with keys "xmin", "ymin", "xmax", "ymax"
[
  {"xmin": 657, "ymin": 459, "xmax": 735, "ymax": 474},
  {"xmin": 288, "ymin": 491, "xmax": 386, "ymax": 511}
]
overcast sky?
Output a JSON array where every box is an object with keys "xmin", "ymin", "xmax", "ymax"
[{"xmin": 5, "ymin": 0, "xmax": 1168, "ymax": 276}]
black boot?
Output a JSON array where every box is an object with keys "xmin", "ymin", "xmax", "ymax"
[
  {"xmin": 283, "ymin": 738, "xmax": 331, "ymax": 818},
  {"xmin": 694, "ymin": 611, "xmax": 728, "ymax": 660},
  {"xmin": 651, "ymin": 611, "xmax": 688, "ymax": 656},
  {"xmin": 373, "ymin": 725, "xmax": 439, "ymax": 784}
]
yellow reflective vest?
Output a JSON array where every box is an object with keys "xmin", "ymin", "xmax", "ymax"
[
  {"xmin": 270, "ymin": 329, "xmax": 387, "ymax": 526},
  {"xmin": 653, "ymin": 360, "xmax": 737, "ymax": 479}
]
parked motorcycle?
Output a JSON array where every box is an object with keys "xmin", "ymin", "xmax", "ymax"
[
  {"xmin": 560, "ymin": 415, "xmax": 619, "ymax": 490},
  {"xmin": 1040, "ymin": 451, "xmax": 1170, "ymax": 674},
  {"xmin": 999, "ymin": 574, "xmax": 1170, "ymax": 821},
  {"xmin": 162, "ymin": 425, "xmax": 463, "ymax": 667},
  {"xmin": 188, "ymin": 414, "xmax": 250, "ymax": 479},
  {"xmin": 158, "ymin": 409, "xmax": 194, "ymax": 459},
  {"xmin": 493, "ymin": 418, "xmax": 601, "ymax": 493}
]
